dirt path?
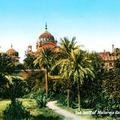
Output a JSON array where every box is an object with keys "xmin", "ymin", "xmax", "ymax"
[{"xmin": 47, "ymin": 101, "xmax": 83, "ymax": 120}]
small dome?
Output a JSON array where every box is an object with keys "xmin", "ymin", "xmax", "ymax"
[
  {"xmin": 39, "ymin": 24, "xmax": 55, "ymax": 42},
  {"xmin": 6, "ymin": 45, "xmax": 18, "ymax": 57}
]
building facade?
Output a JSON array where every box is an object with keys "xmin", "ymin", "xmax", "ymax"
[{"xmin": 99, "ymin": 44, "xmax": 120, "ymax": 70}]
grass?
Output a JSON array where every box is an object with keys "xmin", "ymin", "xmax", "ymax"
[
  {"xmin": 57, "ymin": 102, "xmax": 119, "ymax": 120},
  {"xmin": 0, "ymin": 100, "xmax": 11, "ymax": 111},
  {"xmin": 31, "ymin": 108, "xmax": 63, "ymax": 120},
  {"xmin": 0, "ymin": 98, "xmax": 64, "ymax": 120},
  {"xmin": 0, "ymin": 100, "xmax": 11, "ymax": 119}
]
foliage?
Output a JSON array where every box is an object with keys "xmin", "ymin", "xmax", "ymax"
[
  {"xmin": 34, "ymin": 48, "xmax": 55, "ymax": 96},
  {"xmin": 93, "ymin": 70, "xmax": 120, "ymax": 118},
  {"xmin": 52, "ymin": 38, "xmax": 94, "ymax": 110},
  {"xmin": 36, "ymin": 91, "xmax": 48, "ymax": 108},
  {"xmin": 26, "ymin": 71, "xmax": 44, "ymax": 92},
  {"xmin": 59, "ymin": 49, "xmax": 94, "ymax": 110},
  {"xmin": 59, "ymin": 37, "xmax": 79, "ymax": 57},
  {"xmin": 3, "ymin": 99, "xmax": 30, "ymax": 120},
  {"xmin": 25, "ymin": 90, "xmax": 48, "ymax": 108},
  {"xmin": 24, "ymin": 54, "xmax": 36, "ymax": 69},
  {"xmin": 52, "ymin": 37, "xmax": 79, "ymax": 107},
  {"xmin": 0, "ymin": 53, "xmax": 15, "ymax": 75},
  {"xmin": 8, "ymin": 78, "xmax": 29, "ymax": 99},
  {"xmin": 0, "ymin": 99, "xmax": 63, "ymax": 120},
  {"xmin": 34, "ymin": 48, "xmax": 55, "ymax": 71},
  {"xmin": 30, "ymin": 90, "xmax": 49, "ymax": 108},
  {"xmin": 80, "ymin": 52, "xmax": 104, "ymax": 108},
  {"xmin": 15, "ymin": 63, "xmax": 25, "ymax": 72},
  {"xmin": 115, "ymin": 59, "xmax": 120, "ymax": 72},
  {"xmin": 0, "ymin": 53, "xmax": 19, "ymax": 99}
]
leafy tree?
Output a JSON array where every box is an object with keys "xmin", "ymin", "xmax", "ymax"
[
  {"xmin": 54, "ymin": 38, "xmax": 94, "ymax": 110},
  {"xmin": 3, "ymin": 99, "xmax": 30, "ymax": 120},
  {"xmin": 68, "ymin": 49, "xmax": 94, "ymax": 111},
  {"xmin": 26, "ymin": 70, "xmax": 45, "ymax": 92},
  {"xmin": 34, "ymin": 48, "xmax": 55, "ymax": 97},
  {"xmin": 114, "ymin": 59, "xmax": 120, "ymax": 74},
  {"xmin": 0, "ymin": 53, "xmax": 26, "ymax": 99},
  {"xmin": 92, "ymin": 66, "xmax": 120, "ymax": 118},
  {"xmin": 23, "ymin": 54, "xmax": 36, "ymax": 69},
  {"xmin": 81, "ymin": 52, "xmax": 104, "ymax": 108},
  {"xmin": 0, "ymin": 53, "xmax": 16, "ymax": 98},
  {"xmin": 0, "ymin": 53, "xmax": 15, "ymax": 75},
  {"xmin": 59, "ymin": 37, "xmax": 79, "ymax": 57},
  {"xmin": 54, "ymin": 37, "xmax": 79, "ymax": 107},
  {"xmin": 7, "ymin": 77, "xmax": 29, "ymax": 99}
]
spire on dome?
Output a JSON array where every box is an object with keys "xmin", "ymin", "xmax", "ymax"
[
  {"xmin": 45, "ymin": 22, "xmax": 47, "ymax": 31},
  {"xmin": 11, "ymin": 44, "xmax": 13, "ymax": 48},
  {"xmin": 39, "ymin": 23, "xmax": 55, "ymax": 42}
]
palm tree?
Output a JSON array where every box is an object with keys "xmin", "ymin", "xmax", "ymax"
[
  {"xmin": 68, "ymin": 49, "xmax": 94, "ymax": 111},
  {"xmin": 59, "ymin": 37, "xmax": 79, "ymax": 58},
  {"xmin": 55, "ymin": 38, "xmax": 94, "ymax": 110},
  {"xmin": 54, "ymin": 37, "xmax": 79, "ymax": 107},
  {"xmin": 34, "ymin": 48, "xmax": 55, "ymax": 97}
]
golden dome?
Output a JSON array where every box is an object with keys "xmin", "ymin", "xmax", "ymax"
[{"xmin": 6, "ymin": 45, "xmax": 18, "ymax": 57}]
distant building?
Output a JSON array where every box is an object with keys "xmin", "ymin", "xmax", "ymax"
[
  {"xmin": 99, "ymin": 44, "xmax": 120, "ymax": 70},
  {"xmin": 26, "ymin": 24, "xmax": 120, "ymax": 70},
  {"xmin": 26, "ymin": 24, "xmax": 59, "ymax": 57},
  {"xmin": 6, "ymin": 44, "xmax": 19, "ymax": 63}
]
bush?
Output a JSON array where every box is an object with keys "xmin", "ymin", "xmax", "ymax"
[
  {"xmin": 36, "ymin": 91, "xmax": 48, "ymax": 108},
  {"xmin": 3, "ymin": 99, "xmax": 30, "ymax": 120},
  {"xmin": 92, "ymin": 93, "xmax": 120, "ymax": 119}
]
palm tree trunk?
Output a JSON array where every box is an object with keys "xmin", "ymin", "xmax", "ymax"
[
  {"xmin": 45, "ymin": 69, "xmax": 48, "ymax": 97},
  {"xmin": 77, "ymin": 77, "xmax": 81, "ymax": 111},
  {"xmin": 67, "ymin": 89, "xmax": 70, "ymax": 107}
]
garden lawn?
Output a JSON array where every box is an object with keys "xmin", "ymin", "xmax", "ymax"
[
  {"xmin": 0, "ymin": 100, "xmax": 11, "ymax": 118},
  {"xmin": 0, "ymin": 99, "xmax": 63, "ymax": 120}
]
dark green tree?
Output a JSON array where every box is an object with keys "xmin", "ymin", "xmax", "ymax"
[
  {"xmin": 81, "ymin": 52, "xmax": 104, "ymax": 108},
  {"xmin": 23, "ymin": 54, "xmax": 36, "ymax": 69},
  {"xmin": 34, "ymin": 48, "xmax": 55, "ymax": 97},
  {"xmin": 0, "ymin": 53, "xmax": 16, "ymax": 98}
]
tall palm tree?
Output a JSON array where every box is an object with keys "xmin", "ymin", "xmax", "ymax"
[
  {"xmin": 54, "ymin": 37, "xmax": 79, "ymax": 107},
  {"xmin": 55, "ymin": 38, "xmax": 94, "ymax": 110},
  {"xmin": 68, "ymin": 49, "xmax": 94, "ymax": 111},
  {"xmin": 60, "ymin": 37, "xmax": 79, "ymax": 57},
  {"xmin": 34, "ymin": 48, "xmax": 55, "ymax": 97}
]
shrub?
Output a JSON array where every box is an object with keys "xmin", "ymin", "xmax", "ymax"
[
  {"xmin": 3, "ymin": 99, "xmax": 30, "ymax": 120},
  {"xmin": 36, "ymin": 91, "xmax": 48, "ymax": 108}
]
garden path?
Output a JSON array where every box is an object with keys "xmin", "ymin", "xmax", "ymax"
[{"xmin": 47, "ymin": 101, "xmax": 83, "ymax": 120}]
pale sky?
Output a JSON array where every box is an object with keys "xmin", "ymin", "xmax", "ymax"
[{"xmin": 0, "ymin": 0, "xmax": 120, "ymax": 62}]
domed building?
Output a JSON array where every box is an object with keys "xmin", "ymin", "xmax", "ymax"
[
  {"xmin": 26, "ymin": 24, "xmax": 58, "ymax": 57},
  {"xmin": 6, "ymin": 45, "xmax": 19, "ymax": 62},
  {"xmin": 39, "ymin": 24, "xmax": 55, "ymax": 42}
]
